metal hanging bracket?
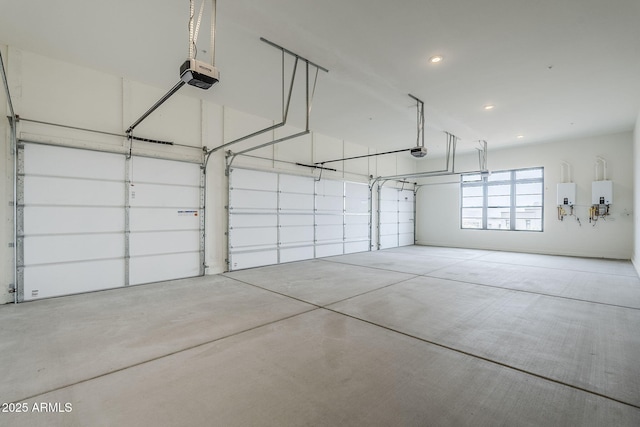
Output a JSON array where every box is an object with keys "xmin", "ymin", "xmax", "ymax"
[
  {"xmin": 206, "ymin": 38, "xmax": 328, "ymax": 172},
  {"xmin": 408, "ymin": 94, "xmax": 426, "ymax": 158}
]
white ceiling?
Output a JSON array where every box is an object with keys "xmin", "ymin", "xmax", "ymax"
[{"xmin": 1, "ymin": 0, "xmax": 639, "ymax": 157}]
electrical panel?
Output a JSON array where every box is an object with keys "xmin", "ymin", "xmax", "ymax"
[
  {"xmin": 591, "ymin": 180, "xmax": 613, "ymax": 205},
  {"xmin": 556, "ymin": 183, "xmax": 576, "ymax": 206}
]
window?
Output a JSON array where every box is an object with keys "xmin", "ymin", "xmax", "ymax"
[{"xmin": 461, "ymin": 167, "xmax": 543, "ymax": 231}]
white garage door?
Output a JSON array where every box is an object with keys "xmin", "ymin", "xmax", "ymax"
[
  {"xmin": 378, "ymin": 186, "xmax": 415, "ymax": 249},
  {"xmin": 17, "ymin": 143, "xmax": 203, "ymax": 301},
  {"xmin": 228, "ymin": 168, "xmax": 371, "ymax": 271}
]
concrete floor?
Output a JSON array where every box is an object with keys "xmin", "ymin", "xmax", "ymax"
[{"xmin": 1, "ymin": 246, "xmax": 639, "ymax": 426}]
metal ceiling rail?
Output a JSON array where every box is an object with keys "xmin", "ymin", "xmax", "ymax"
[
  {"xmin": 315, "ymin": 148, "xmax": 413, "ymax": 167},
  {"xmin": 17, "ymin": 117, "xmax": 203, "ymax": 150},
  {"xmin": 125, "ymin": 80, "xmax": 186, "ymax": 136},
  {"xmin": 1, "ymin": 49, "xmax": 18, "ymax": 303}
]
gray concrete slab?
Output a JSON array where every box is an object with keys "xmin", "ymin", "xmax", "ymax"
[
  {"xmin": 386, "ymin": 244, "xmax": 493, "ymax": 260},
  {"xmin": 322, "ymin": 250, "xmax": 464, "ymax": 275},
  {"xmin": 0, "ymin": 275, "xmax": 313, "ymax": 402},
  {"xmin": 224, "ymin": 259, "xmax": 415, "ymax": 306},
  {"xmin": 3, "ymin": 309, "xmax": 638, "ymax": 427},
  {"xmin": 328, "ymin": 276, "xmax": 640, "ymax": 407},
  {"xmin": 475, "ymin": 251, "xmax": 638, "ymax": 276},
  {"xmin": 427, "ymin": 259, "xmax": 640, "ymax": 308}
]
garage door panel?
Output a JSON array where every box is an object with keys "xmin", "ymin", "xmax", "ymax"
[
  {"xmin": 230, "ymin": 227, "xmax": 277, "ymax": 247},
  {"xmin": 230, "ymin": 189, "xmax": 277, "ymax": 211},
  {"xmin": 279, "ymin": 174, "xmax": 314, "ymax": 194},
  {"xmin": 279, "ymin": 215, "xmax": 314, "ymax": 227},
  {"xmin": 399, "ymin": 233, "xmax": 414, "ymax": 246},
  {"xmin": 345, "ymin": 182, "xmax": 368, "ymax": 199},
  {"xmin": 316, "ymin": 195, "xmax": 343, "ymax": 212},
  {"xmin": 23, "ymin": 234, "xmax": 124, "ymax": 265},
  {"xmin": 280, "ymin": 226, "xmax": 314, "ymax": 244},
  {"xmin": 345, "ymin": 241, "xmax": 369, "ymax": 253},
  {"xmin": 23, "ymin": 144, "xmax": 124, "ymax": 180},
  {"xmin": 129, "ymin": 208, "xmax": 200, "ymax": 231},
  {"xmin": 316, "ymin": 180, "xmax": 344, "ymax": 197},
  {"xmin": 345, "ymin": 198, "xmax": 368, "ymax": 213},
  {"xmin": 230, "ymin": 249, "xmax": 278, "ymax": 270},
  {"xmin": 279, "ymin": 193, "xmax": 314, "ymax": 211},
  {"xmin": 280, "ymin": 246, "xmax": 314, "ymax": 263},
  {"xmin": 399, "ymin": 223, "xmax": 414, "ymax": 234},
  {"xmin": 399, "ymin": 201, "xmax": 414, "ymax": 213},
  {"xmin": 130, "ymin": 183, "xmax": 199, "ymax": 208},
  {"xmin": 23, "ymin": 259, "xmax": 125, "ymax": 301},
  {"xmin": 380, "ymin": 223, "xmax": 399, "ymax": 235},
  {"xmin": 231, "ymin": 169, "xmax": 278, "ymax": 191},
  {"xmin": 399, "ymin": 211, "xmax": 414, "ymax": 223},
  {"xmin": 230, "ymin": 214, "xmax": 277, "ymax": 228},
  {"xmin": 130, "ymin": 230, "xmax": 200, "ymax": 257},
  {"xmin": 316, "ymin": 225, "xmax": 343, "ymax": 241},
  {"xmin": 379, "ymin": 235, "xmax": 399, "ymax": 249},
  {"xmin": 345, "ymin": 224, "xmax": 369, "ymax": 239},
  {"xmin": 130, "ymin": 156, "xmax": 201, "ymax": 186},
  {"xmin": 380, "ymin": 200, "xmax": 398, "ymax": 212},
  {"xmin": 24, "ymin": 176, "xmax": 123, "ymax": 206},
  {"xmin": 316, "ymin": 214, "xmax": 343, "ymax": 225},
  {"xmin": 24, "ymin": 206, "xmax": 124, "ymax": 235},
  {"xmin": 381, "ymin": 212, "xmax": 398, "ymax": 224},
  {"xmin": 380, "ymin": 187, "xmax": 399, "ymax": 201},
  {"xmin": 316, "ymin": 243, "xmax": 344, "ymax": 258},
  {"xmin": 345, "ymin": 215, "xmax": 368, "ymax": 225},
  {"xmin": 129, "ymin": 252, "xmax": 200, "ymax": 286}
]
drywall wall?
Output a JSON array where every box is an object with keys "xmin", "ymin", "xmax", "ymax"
[
  {"xmin": 0, "ymin": 46, "xmax": 415, "ymax": 302},
  {"xmin": 633, "ymin": 111, "xmax": 640, "ymax": 275},
  {"xmin": 416, "ymin": 132, "xmax": 634, "ymax": 259}
]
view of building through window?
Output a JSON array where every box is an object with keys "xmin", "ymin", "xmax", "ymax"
[{"xmin": 461, "ymin": 168, "xmax": 544, "ymax": 231}]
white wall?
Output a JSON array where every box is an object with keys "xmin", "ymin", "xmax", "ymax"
[
  {"xmin": 633, "ymin": 111, "xmax": 640, "ymax": 274},
  {"xmin": 416, "ymin": 132, "xmax": 634, "ymax": 259},
  {"xmin": 0, "ymin": 46, "xmax": 415, "ymax": 303}
]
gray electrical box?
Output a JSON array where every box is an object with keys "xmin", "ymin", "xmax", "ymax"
[
  {"xmin": 592, "ymin": 180, "xmax": 613, "ymax": 205},
  {"xmin": 557, "ymin": 183, "xmax": 576, "ymax": 206}
]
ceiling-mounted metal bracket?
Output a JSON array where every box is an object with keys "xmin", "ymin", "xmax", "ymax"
[
  {"xmin": 408, "ymin": 94, "xmax": 425, "ymax": 148},
  {"xmin": 476, "ymin": 140, "xmax": 488, "ymax": 172},
  {"xmin": 205, "ymin": 38, "xmax": 328, "ymax": 172}
]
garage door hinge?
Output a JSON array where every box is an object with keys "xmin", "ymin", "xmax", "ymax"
[
  {"xmin": 8, "ymin": 285, "xmax": 16, "ymax": 294},
  {"xmin": 8, "ymin": 201, "xmax": 14, "ymax": 206},
  {"xmin": 8, "ymin": 243, "xmax": 14, "ymax": 248}
]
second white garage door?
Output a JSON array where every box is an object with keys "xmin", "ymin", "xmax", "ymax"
[{"xmin": 228, "ymin": 168, "xmax": 371, "ymax": 270}]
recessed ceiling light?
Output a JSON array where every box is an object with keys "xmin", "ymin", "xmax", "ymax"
[
  {"xmin": 429, "ymin": 55, "xmax": 443, "ymax": 64},
  {"xmin": 483, "ymin": 104, "xmax": 495, "ymax": 110},
  {"xmin": 517, "ymin": 135, "xmax": 524, "ymax": 139}
]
